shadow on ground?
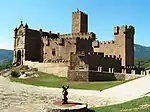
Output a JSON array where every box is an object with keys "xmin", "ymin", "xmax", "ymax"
[{"xmin": 87, "ymin": 109, "xmax": 96, "ymax": 112}]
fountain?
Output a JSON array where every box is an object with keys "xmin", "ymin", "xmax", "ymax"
[{"xmin": 45, "ymin": 85, "xmax": 88, "ymax": 112}]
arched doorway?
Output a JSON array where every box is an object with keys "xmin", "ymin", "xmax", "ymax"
[{"xmin": 16, "ymin": 50, "xmax": 21, "ymax": 65}]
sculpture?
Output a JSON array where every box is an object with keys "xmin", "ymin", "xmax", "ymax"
[{"xmin": 62, "ymin": 85, "xmax": 69, "ymax": 104}]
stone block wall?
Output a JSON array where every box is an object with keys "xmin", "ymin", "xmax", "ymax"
[
  {"xmin": 125, "ymin": 74, "xmax": 144, "ymax": 80},
  {"xmin": 70, "ymin": 52, "xmax": 121, "ymax": 72},
  {"xmin": 114, "ymin": 73, "xmax": 125, "ymax": 80},
  {"xmin": 72, "ymin": 10, "xmax": 88, "ymax": 33},
  {"xmin": 24, "ymin": 60, "xmax": 144, "ymax": 81},
  {"xmin": 24, "ymin": 61, "xmax": 69, "ymax": 77},
  {"xmin": 25, "ymin": 29, "xmax": 41, "ymax": 61},
  {"xmin": 93, "ymin": 25, "xmax": 135, "ymax": 67},
  {"xmin": 68, "ymin": 70, "xmax": 89, "ymax": 81},
  {"xmin": 88, "ymin": 71, "xmax": 117, "ymax": 81},
  {"xmin": 68, "ymin": 70, "xmax": 128, "ymax": 82},
  {"xmin": 42, "ymin": 36, "xmax": 76, "ymax": 62}
]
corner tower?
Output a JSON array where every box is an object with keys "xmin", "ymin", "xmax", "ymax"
[
  {"xmin": 72, "ymin": 9, "xmax": 88, "ymax": 33},
  {"xmin": 114, "ymin": 25, "xmax": 135, "ymax": 67}
]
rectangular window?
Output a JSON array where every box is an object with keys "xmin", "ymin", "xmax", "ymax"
[{"xmin": 52, "ymin": 49, "xmax": 56, "ymax": 56}]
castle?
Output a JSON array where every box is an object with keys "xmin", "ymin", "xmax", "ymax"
[{"xmin": 13, "ymin": 9, "xmax": 144, "ymax": 81}]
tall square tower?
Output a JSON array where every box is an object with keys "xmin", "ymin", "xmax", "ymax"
[{"xmin": 72, "ymin": 9, "xmax": 88, "ymax": 33}]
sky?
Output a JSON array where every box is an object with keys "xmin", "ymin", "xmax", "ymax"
[{"xmin": 0, "ymin": 0, "xmax": 150, "ymax": 50}]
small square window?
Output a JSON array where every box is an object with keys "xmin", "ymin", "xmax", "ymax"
[{"xmin": 52, "ymin": 49, "xmax": 56, "ymax": 56}]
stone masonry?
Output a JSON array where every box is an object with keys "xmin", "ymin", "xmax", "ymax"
[{"xmin": 13, "ymin": 9, "xmax": 139, "ymax": 80}]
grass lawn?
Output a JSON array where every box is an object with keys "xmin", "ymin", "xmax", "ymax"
[
  {"xmin": 10, "ymin": 71, "xmax": 130, "ymax": 91},
  {"xmin": 91, "ymin": 96, "xmax": 150, "ymax": 112}
]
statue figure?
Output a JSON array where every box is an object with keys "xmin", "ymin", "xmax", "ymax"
[{"xmin": 62, "ymin": 85, "xmax": 69, "ymax": 104}]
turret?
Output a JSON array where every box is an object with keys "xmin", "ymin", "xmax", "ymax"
[
  {"xmin": 14, "ymin": 27, "xmax": 18, "ymax": 37},
  {"xmin": 72, "ymin": 9, "xmax": 88, "ymax": 33},
  {"xmin": 114, "ymin": 25, "xmax": 135, "ymax": 36},
  {"xmin": 24, "ymin": 23, "xmax": 29, "ymax": 29},
  {"xmin": 114, "ymin": 25, "xmax": 135, "ymax": 67}
]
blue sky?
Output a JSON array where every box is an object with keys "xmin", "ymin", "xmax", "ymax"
[{"xmin": 0, "ymin": 0, "xmax": 150, "ymax": 50}]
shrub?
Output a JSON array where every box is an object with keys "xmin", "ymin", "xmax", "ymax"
[
  {"xmin": 11, "ymin": 70, "xmax": 20, "ymax": 77},
  {"xmin": 20, "ymin": 65, "xmax": 29, "ymax": 70}
]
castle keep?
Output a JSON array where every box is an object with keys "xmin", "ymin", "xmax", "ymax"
[{"xmin": 13, "ymin": 9, "xmax": 142, "ymax": 81}]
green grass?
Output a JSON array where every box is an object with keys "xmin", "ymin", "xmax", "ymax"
[
  {"xmin": 10, "ymin": 71, "xmax": 129, "ymax": 91},
  {"xmin": 91, "ymin": 96, "xmax": 150, "ymax": 112},
  {"xmin": 9, "ymin": 68, "xmax": 150, "ymax": 112}
]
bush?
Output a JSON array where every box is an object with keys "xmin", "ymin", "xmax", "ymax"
[
  {"xmin": 20, "ymin": 65, "xmax": 29, "ymax": 70},
  {"xmin": 0, "ymin": 59, "xmax": 13, "ymax": 70},
  {"xmin": 11, "ymin": 70, "xmax": 20, "ymax": 77}
]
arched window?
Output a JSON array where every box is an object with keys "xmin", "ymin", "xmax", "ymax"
[
  {"xmin": 52, "ymin": 49, "xmax": 56, "ymax": 56},
  {"xmin": 17, "ymin": 37, "xmax": 20, "ymax": 46}
]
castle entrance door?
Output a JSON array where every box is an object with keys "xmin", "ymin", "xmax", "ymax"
[{"xmin": 16, "ymin": 50, "xmax": 21, "ymax": 65}]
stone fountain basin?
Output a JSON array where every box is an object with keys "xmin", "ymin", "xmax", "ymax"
[{"xmin": 44, "ymin": 100, "xmax": 88, "ymax": 112}]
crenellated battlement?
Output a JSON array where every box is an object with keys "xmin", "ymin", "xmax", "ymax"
[
  {"xmin": 65, "ymin": 37, "xmax": 76, "ymax": 41},
  {"xmin": 71, "ymin": 51, "xmax": 121, "ymax": 65},
  {"xmin": 47, "ymin": 59, "xmax": 69, "ymax": 63},
  {"xmin": 92, "ymin": 40, "xmax": 115, "ymax": 48},
  {"xmin": 42, "ymin": 36, "xmax": 65, "ymax": 46},
  {"xmin": 42, "ymin": 35, "xmax": 61, "ymax": 41},
  {"xmin": 98, "ymin": 40, "xmax": 115, "ymax": 45},
  {"xmin": 42, "ymin": 36, "xmax": 49, "ymax": 45},
  {"xmin": 59, "ymin": 32, "xmax": 95, "ymax": 39},
  {"xmin": 104, "ymin": 54, "xmax": 121, "ymax": 60},
  {"xmin": 74, "ymin": 51, "xmax": 104, "ymax": 56},
  {"xmin": 72, "ymin": 10, "xmax": 80, "ymax": 14},
  {"xmin": 41, "ymin": 36, "xmax": 49, "ymax": 39},
  {"xmin": 125, "ymin": 65, "xmax": 140, "ymax": 69},
  {"xmin": 88, "ymin": 52, "xmax": 104, "ymax": 55},
  {"xmin": 72, "ymin": 9, "xmax": 88, "ymax": 16},
  {"xmin": 60, "ymin": 32, "xmax": 93, "ymax": 36},
  {"xmin": 114, "ymin": 25, "xmax": 135, "ymax": 35}
]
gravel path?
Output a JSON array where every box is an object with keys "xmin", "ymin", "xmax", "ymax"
[{"xmin": 0, "ymin": 75, "xmax": 150, "ymax": 112}]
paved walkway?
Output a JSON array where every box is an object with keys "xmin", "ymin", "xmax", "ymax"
[{"xmin": 0, "ymin": 75, "xmax": 150, "ymax": 112}]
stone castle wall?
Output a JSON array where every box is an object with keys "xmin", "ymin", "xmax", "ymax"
[
  {"xmin": 68, "ymin": 70, "xmax": 145, "ymax": 82},
  {"xmin": 24, "ymin": 61, "xmax": 69, "ymax": 77},
  {"xmin": 93, "ymin": 25, "xmax": 135, "ymax": 67},
  {"xmin": 72, "ymin": 10, "xmax": 88, "ymax": 33},
  {"xmin": 70, "ymin": 52, "xmax": 122, "ymax": 72},
  {"xmin": 41, "ymin": 32, "xmax": 96, "ymax": 63},
  {"xmin": 42, "ymin": 35, "xmax": 76, "ymax": 62},
  {"xmin": 93, "ymin": 40, "xmax": 116, "ymax": 55},
  {"xmin": 13, "ymin": 10, "xmax": 136, "ymax": 81},
  {"xmin": 25, "ymin": 29, "xmax": 41, "ymax": 61},
  {"xmin": 68, "ymin": 70, "xmax": 124, "ymax": 82},
  {"xmin": 59, "ymin": 32, "xmax": 95, "ymax": 39}
]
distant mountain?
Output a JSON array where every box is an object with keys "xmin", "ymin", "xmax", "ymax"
[
  {"xmin": 0, "ymin": 49, "xmax": 13, "ymax": 62},
  {"xmin": 0, "ymin": 44, "xmax": 150, "ymax": 62},
  {"xmin": 134, "ymin": 44, "xmax": 150, "ymax": 58}
]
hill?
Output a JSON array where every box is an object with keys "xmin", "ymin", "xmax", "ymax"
[
  {"xmin": 134, "ymin": 44, "xmax": 150, "ymax": 58},
  {"xmin": 0, "ymin": 49, "xmax": 13, "ymax": 63}
]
